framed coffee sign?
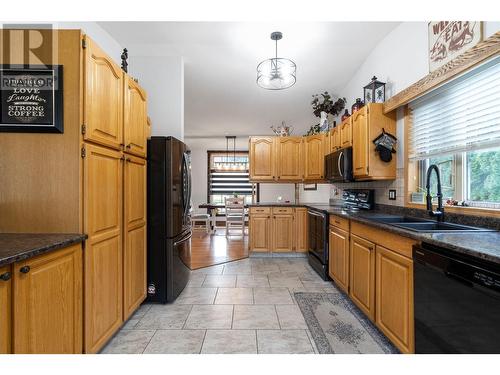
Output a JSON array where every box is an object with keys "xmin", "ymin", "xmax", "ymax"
[{"xmin": 0, "ymin": 65, "xmax": 63, "ymax": 133}]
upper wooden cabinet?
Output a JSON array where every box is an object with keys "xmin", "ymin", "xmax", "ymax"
[
  {"xmin": 330, "ymin": 127, "xmax": 341, "ymax": 152},
  {"xmin": 0, "ymin": 265, "xmax": 12, "ymax": 354},
  {"xmin": 124, "ymin": 76, "xmax": 148, "ymax": 157},
  {"xmin": 340, "ymin": 117, "xmax": 353, "ymax": 147},
  {"xmin": 84, "ymin": 36, "xmax": 124, "ymax": 150},
  {"xmin": 352, "ymin": 103, "xmax": 396, "ymax": 180},
  {"xmin": 304, "ymin": 134, "xmax": 325, "ymax": 180},
  {"xmin": 376, "ymin": 245, "xmax": 414, "ymax": 354},
  {"xmin": 276, "ymin": 137, "xmax": 303, "ymax": 181},
  {"xmin": 123, "ymin": 156, "xmax": 147, "ymax": 321},
  {"xmin": 349, "ymin": 234, "xmax": 376, "ymax": 321},
  {"xmin": 329, "ymin": 226, "xmax": 350, "ymax": 293},
  {"xmin": 249, "ymin": 137, "xmax": 275, "ymax": 181},
  {"xmin": 13, "ymin": 244, "xmax": 82, "ymax": 354}
]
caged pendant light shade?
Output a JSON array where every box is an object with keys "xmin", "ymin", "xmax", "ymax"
[{"xmin": 257, "ymin": 31, "xmax": 296, "ymax": 90}]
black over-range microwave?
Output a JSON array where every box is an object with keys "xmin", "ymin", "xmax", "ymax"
[{"xmin": 325, "ymin": 146, "xmax": 354, "ymax": 182}]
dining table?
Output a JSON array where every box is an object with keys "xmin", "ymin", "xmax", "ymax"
[{"xmin": 198, "ymin": 203, "xmax": 249, "ymax": 232}]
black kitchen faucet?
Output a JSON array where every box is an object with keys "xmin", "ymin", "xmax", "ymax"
[{"xmin": 426, "ymin": 164, "xmax": 445, "ymax": 222}]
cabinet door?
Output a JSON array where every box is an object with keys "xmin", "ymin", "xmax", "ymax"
[
  {"xmin": 304, "ymin": 134, "xmax": 324, "ymax": 180},
  {"xmin": 124, "ymin": 77, "xmax": 147, "ymax": 157},
  {"xmin": 84, "ymin": 36, "xmax": 124, "ymax": 150},
  {"xmin": 272, "ymin": 214, "xmax": 294, "ymax": 252},
  {"xmin": 352, "ymin": 108, "xmax": 369, "ymax": 177},
  {"xmin": 249, "ymin": 137, "xmax": 275, "ymax": 181},
  {"xmin": 329, "ymin": 227, "xmax": 349, "ymax": 293},
  {"xmin": 83, "ymin": 144, "xmax": 123, "ymax": 353},
  {"xmin": 340, "ymin": 118, "xmax": 352, "ymax": 147},
  {"xmin": 276, "ymin": 137, "xmax": 302, "ymax": 181},
  {"xmin": 13, "ymin": 244, "xmax": 82, "ymax": 354},
  {"xmin": 0, "ymin": 265, "xmax": 12, "ymax": 354},
  {"xmin": 349, "ymin": 234, "xmax": 375, "ymax": 321},
  {"xmin": 249, "ymin": 215, "xmax": 272, "ymax": 252},
  {"xmin": 123, "ymin": 156, "xmax": 147, "ymax": 321},
  {"xmin": 295, "ymin": 208, "xmax": 308, "ymax": 252},
  {"xmin": 376, "ymin": 245, "xmax": 414, "ymax": 353},
  {"xmin": 332, "ymin": 128, "xmax": 341, "ymax": 151}
]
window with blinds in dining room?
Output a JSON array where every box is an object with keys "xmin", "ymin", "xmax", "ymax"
[{"xmin": 408, "ymin": 56, "xmax": 500, "ymax": 208}]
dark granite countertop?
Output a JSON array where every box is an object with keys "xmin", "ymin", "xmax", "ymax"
[
  {"xmin": 250, "ymin": 202, "xmax": 500, "ymax": 265},
  {"xmin": 0, "ymin": 233, "xmax": 87, "ymax": 267},
  {"xmin": 248, "ymin": 202, "xmax": 307, "ymax": 207}
]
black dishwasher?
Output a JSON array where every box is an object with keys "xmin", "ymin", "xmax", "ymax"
[{"xmin": 413, "ymin": 243, "xmax": 500, "ymax": 353}]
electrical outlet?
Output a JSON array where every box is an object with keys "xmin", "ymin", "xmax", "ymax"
[{"xmin": 389, "ymin": 189, "xmax": 397, "ymax": 200}]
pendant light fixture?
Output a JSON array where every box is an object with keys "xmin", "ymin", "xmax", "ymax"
[{"xmin": 257, "ymin": 31, "xmax": 296, "ymax": 90}]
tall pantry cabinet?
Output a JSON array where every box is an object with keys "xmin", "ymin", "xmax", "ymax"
[{"xmin": 0, "ymin": 30, "xmax": 148, "ymax": 353}]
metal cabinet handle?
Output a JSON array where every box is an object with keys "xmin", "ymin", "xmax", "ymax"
[
  {"xmin": 0, "ymin": 272, "xmax": 11, "ymax": 281},
  {"xmin": 19, "ymin": 265, "xmax": 30, "ymax": 274},
  {"xmin": 126, "ymin": 144, "xmax": 132, "ymax": 149}
]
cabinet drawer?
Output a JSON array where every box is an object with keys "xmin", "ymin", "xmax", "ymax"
[
  {"xmin": 272, "ymin": 207, "xmax": 294, "ymax": 215},
  {"xmin": 250, "ymin": 207, "xmax": 271, "ymax": 214},
  {"xmin": 329, "ymin": 215, "xmax": 349, "ymax": 231}
]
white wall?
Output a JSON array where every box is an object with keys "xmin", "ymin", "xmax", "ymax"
[{"xmin": 129, "ymin": 56, "xmax": 184, "ymax": 140}]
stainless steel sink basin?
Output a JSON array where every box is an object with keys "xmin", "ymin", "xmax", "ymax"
[
  {"xmin": 392, "ymin": 221, "xmax": 495, "ymax": 232},
  {"xmin": 370, "ymin": 215, "xmax": 430, "ymax": 224}
]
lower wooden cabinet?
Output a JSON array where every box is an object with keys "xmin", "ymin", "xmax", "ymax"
[
  {"xmin": 13, "ymin": 244, "xmax": 82, "ymax": 354},
  {"xmin": 328, "ymin": 226, "xmax": 349, "ymax": 293},
  {"xmin": 349, "ymin": 234, "xmax": 376, "ymax": 321},
  {"xmin": 295, "ymin": 208, "xmax": 308, "ymax": 252},
  {"xmin": 0, "ymin": 265, "xmax": 12, "ymax": 354},
  {"xmin": 376, "ymin": 245, "xmax": 414, "ymax": 354},
  {"xmin": 249, "ymin": 213, "xmax": 272, "ymax": 252},
  {"xmin": 272, "ymin": 213, "xmax": 294, "ymax": 252}
]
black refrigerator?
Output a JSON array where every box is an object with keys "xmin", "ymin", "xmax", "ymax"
[{"xmin": 147, "ymin": 136, "xmax": 191, "ymax": 303}]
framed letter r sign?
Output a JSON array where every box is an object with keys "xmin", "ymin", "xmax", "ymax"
[{"xmin": 0, "ymin": 65, "xmax": 64, "ymax": 133}]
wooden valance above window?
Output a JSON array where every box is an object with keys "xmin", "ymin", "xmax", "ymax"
[{"xmin": 383, "ymin": 30, "xmax": 500, "ymax": 114}]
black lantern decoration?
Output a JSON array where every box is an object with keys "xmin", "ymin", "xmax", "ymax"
[{"xmin": 364, "ymin": 76, "xmax": 385, "ymax": 104}]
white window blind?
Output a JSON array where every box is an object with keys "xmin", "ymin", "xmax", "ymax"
[{"xmin": 408, "ymin": 57, "xmax": 500, "ymax": 160}]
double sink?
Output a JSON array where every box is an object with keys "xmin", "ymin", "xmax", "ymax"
[{"xmin": 367, "ymin": 215, "xmax": 495, "ymax": 233}]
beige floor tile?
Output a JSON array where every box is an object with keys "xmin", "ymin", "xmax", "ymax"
[
  {"xmin": 201, "ymin": 330, "xmax": 257, "ymax": 354},
  {"xmin": 130, "ymin": 303, "xmax": 152, "ymax": 319},
  {"xmin": 268, "ymin": 274, "xmax": 304, "ymax": 288},
  {"xmin": 186, "ymin": 273, "xmax": 206, "ymax": 287},
  {"xmin": 232, "ymin": 305, "xmax": 280, "ymax": 329},
  {"xmin": 101, "ymin": 330, "xmax": 155, "ymax": 354},
  {"xmin": 202, "ymin": 275, "xmax": 237, "ymax": 287},
  {"xmin": 276, "ymin": 305, "xmax": 308, "ymax": 329},
  {"xmin": 143, "ymin": 330, "xmax": 205, "ymax": 354},
  {"xmin": 175, "ymin": 287, "xmax": 217, "ymax": 304},
  {"xmin": 222, "ymin": 263, "xmax": 252, "ymax": 275},
  {"xmin": 257, "ymin": 330, "xmax": 314, "ymax": 354},
  {"xmin": 236, "ymin": 275, "xmax": 270, "ymax": 288},
  {"xmin": 192, "ymin": 264, "xmax": 225, "ymax": 275},
  {"xmin": 215, "ymin": 287, "xmax": 253, "ymax": 304},
  {"xmin": 136, "ymin": 304, "xmax": 193, "ymax": 329},
  {"xmin": 253, "ymin": 287, "xmax": 294, "ymax": 304},
  {"xmin": 184, "ymin": 305, "xmax": 234, "ymax": 329}
]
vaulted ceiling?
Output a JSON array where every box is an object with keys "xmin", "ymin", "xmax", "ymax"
[{"xmin": 99, "ymin": 22, "xmax": 399, "ymax": 137}]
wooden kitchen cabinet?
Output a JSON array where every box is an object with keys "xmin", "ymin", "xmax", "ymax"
[
  {"xmin": 123, "ymin": 156, "xmax": 147, "ymax": 321},
  {"xmin": 83, "ymin": 143, "xmax": 123, "ymax": 353},
  {"xmin": 272, "ymin": 209, "xmax": 295, "ymax": 252},
  {"xmin": 376, "ymin": 245, "xmax": 414, "ymax": 354},
  {"xmin": 295, "ymin": 207, "xmax": 308, "ymax": 252},
  {"xmin": 83, "ymin": 36, "xmax": 124, "ymax": 150},
  {"xmin": 352, "ymin": 104, "xmax": 396, "ymax": 180},
  {"xmin": 13, "ymin": 244, "xmax": 82, "ymax": 354},
  {"xmin": 304, "ymin": 134, "xmax": 325, "ymax": 180},
  {"xmin": 329, "ymin": 226, "xmax": 349, "ymax": 293},
  {"xmin": 0, "ymin": 265, "xmax": 12, "ymax": 354},
  {"xmin": 124, "ymin": 76, "xmax": 148, "ymax": 157},
  {"xmin": 349, "ymin": 234, "xmax": 376, "ymax": 321},
  {"xmin": 249, "ymin": 137, "xmax": 275, "ymax": 181},
  {"xmin": 249, "ymin": 213, "xmax": 272, "ymax": 252},
  {"xmin": 340, "ymin": 117, "xmax": 352, "ymax": 147},
  {"xmin": 276, "ymin": 137, "xmax": 303, "ymax": 181},
  {"xmin": 330, "ymin": 127, "xmax": 341, "ymax": 152}
]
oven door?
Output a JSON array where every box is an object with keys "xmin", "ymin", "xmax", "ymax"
[{"xmin": 307, "ymin": 209, "xmax": 327, "ymax": 264}]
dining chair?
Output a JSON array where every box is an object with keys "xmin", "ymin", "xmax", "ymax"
[
  {"xmin": 190, "ymin": 207, "xmax": 212, "ymax": 233},
  {"xmin": 224, "ymin": 197, "xmax": 246, "ymax": 235}
]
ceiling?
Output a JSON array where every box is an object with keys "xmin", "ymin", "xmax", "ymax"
[{"xmin": 99, "ymin": 22, "xmax": 399, "ymax": 137}]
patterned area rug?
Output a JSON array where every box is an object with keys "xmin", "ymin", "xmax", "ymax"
[{"xmin": 295, "ymin": 292, "xmax": 399, "ymax": 354}]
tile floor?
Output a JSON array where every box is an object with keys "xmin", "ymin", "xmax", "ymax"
[{"xmin": 102, "ymin": 257, "xmax": 340, "ymax": 354}]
